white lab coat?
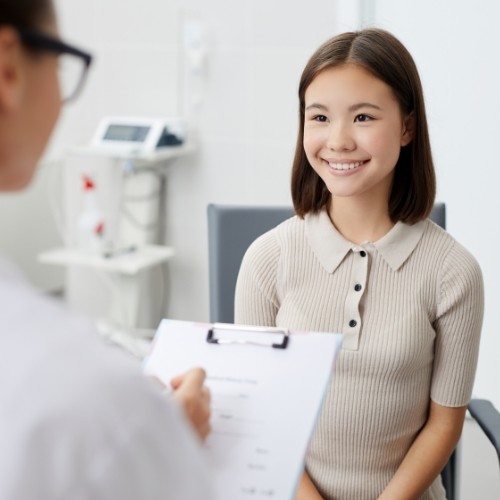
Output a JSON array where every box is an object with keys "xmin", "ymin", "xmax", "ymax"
[{"xmin": 0, "ymin": 256, "xmax": 213, "ymax": 500}]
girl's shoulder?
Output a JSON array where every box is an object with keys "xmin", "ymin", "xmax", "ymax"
[
  {"xmin": 246, "ymin": 214, "xmax": 304, "ymax": 250},
  {"xmin": 423, "ymin": 218, "xmax": 475, "ymax": 256},
  {"xmin": 422, "ymin": 219, "xmax": 483, "ymax": 280},
  {"xmin": 241, "ymin": 215, "xmax": 303, "ymax": 268}
]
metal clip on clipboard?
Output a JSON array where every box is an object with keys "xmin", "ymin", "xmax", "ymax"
[{"xmin": 206, "ymin": 323, "xmax": 289, "ymax": 349}]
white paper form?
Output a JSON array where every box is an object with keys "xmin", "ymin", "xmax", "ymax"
[{"xmin": 143, "ymin": 319, "xmax": 343, "ymax": 500}]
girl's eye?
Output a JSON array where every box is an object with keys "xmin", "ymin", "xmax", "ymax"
[
  {"xmin": 354, "ymin": 114, "xmax": 372, "ymax": 123},
  {"xmin": 314, "ymin": 115, "xmax": 328, "ymax": 122}
]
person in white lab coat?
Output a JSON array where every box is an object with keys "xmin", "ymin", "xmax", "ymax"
[{"xmin": 0, "ymin": 1, "xmax": 213, "ymax": 499}]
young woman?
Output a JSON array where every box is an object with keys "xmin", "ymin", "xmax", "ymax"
[
  {"xmin": 0, "ymin": 1, "xmax": 212, "ymax": 498},
  {"xmin": 235, "ymin": 29, "xmax": 484, "ymax": 499}
]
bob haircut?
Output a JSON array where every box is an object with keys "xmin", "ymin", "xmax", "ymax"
[{"xmin": 291, "ymin": 28, "xmax": 436, "ymax": 223}]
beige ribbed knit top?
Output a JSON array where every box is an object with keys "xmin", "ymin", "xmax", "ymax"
[{"xmin": 234, "ymin": 210, "xmax": 484, "ymax": 500}]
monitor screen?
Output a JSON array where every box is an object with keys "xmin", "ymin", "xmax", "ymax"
[{"xmin": 103, "ymin": 124, "xmax": 150, "ymax": 142}]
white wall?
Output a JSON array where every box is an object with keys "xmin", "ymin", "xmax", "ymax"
[
  {"xmin": 0, "ymin": 160, "xmax": 64, "ymax": 292},
  {"xmin": 1, "ymin": 0, "xmax": 498, "ymax": 408}
]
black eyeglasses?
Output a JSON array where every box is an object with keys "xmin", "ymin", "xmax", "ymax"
[{"xmin": 16, "ymin": 27, "xmax": 93, "ymax": 103}]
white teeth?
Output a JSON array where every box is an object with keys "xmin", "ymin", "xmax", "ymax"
[{"xmin": 328, "ymin": 161, "xmax": 363, "ymax": 171}]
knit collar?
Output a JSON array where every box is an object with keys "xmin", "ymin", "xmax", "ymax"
[{"xmin": 304, "ymin": 209, "xmax": 426, "ymax": 273}]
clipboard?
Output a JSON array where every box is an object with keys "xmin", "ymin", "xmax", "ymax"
[
  {"xmin": 206, "ymin": 322, "xmax": 289, "ymax": 348},
  {"xmin": 143, "ymin": 319, "xmax": 343, "ymax": 500}
]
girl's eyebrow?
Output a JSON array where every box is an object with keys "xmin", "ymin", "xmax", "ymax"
[
  {"xmin": 305, "ymin": 103, "xmax": 328, "ymax": 112},
  {"xmin": 305, "ymin": 102, "xmax": 382, "ymax": 112},
  {"xmin": 348, "ymin": 102, "xmax": 382, "ymax": 112}
]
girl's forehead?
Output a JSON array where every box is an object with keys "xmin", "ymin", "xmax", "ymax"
[
  {"xmin": 304, "ymin": 64, "xmax": 403, "ymax": 110},
  {"xmin": 311, "ymin": 64, "xmax": 382, "ymax": 87},
  {"xmin": 306, "ymin": 65, "xmax": 391, "ymax": 97}
]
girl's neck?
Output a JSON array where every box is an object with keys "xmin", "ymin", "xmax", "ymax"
[{"xmin": 327, "ymin": 196, "xmax": 394, "ymax": 245}]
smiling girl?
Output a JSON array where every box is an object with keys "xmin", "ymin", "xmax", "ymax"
[{"xmin": 235, "ymin": 29, "xmax": 484, "ymax": 499}]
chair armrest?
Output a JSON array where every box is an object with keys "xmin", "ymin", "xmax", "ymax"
[{"xmin": 468, "ymin": 398, "xmax": 500, "ymax": 463}]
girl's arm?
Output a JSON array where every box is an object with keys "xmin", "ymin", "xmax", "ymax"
[
  {"xmin": 295, "ymin": 471, "xmax": 324, "ymax": 500},
  {"xmin": 234, "ymin": 232, "xmax": 280, "ymax": 327},
  {"xmin": 378, "ymin": 400, "xmax": 466, "ymax": 499},
  {"xmin": 379, "ymin": 238, "xmax": 484, "ymax": 498}
]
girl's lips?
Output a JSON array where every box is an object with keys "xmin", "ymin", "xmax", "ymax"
[{"xmin": 325, "ymin": 159, "xmax": 368, "ymax": 171}]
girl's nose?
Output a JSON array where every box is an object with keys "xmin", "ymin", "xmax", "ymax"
[{"xmin": 326, "ymin": 122, "xmax": 355, "ymax": 151}]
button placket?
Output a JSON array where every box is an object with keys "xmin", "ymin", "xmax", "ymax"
[{"xmin": 343, "ymin": 247, "xmax": 369, "ymax": 350}]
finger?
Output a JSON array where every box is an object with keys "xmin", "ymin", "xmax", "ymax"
[
  {"xmin": 201, "ymin": 386, "xmax": 211, "ymax": 404},
  {"xmin": 171, "ymin": 367, "xmax": 206, "ymax": 391},
  {"xmin": 201, "ymin": 424, "xmax": 211, "ymax": 441},
  {"xmin": 197, "ymin": 420, "xmax": 212, "ymax": 441}
]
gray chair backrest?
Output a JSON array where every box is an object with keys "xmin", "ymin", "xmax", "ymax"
[
  {"xmin": 430, "ymin": 202, "xmax": 446, "ymax": 230},
  {"xmin": 207, "ymin": 204, "xmax": 295, "ymax": 323},
  {"xmin": 207, "ymin": 202, "xmax": 446, "ymax": 324}
]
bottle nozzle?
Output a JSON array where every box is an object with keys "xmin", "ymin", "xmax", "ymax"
[{"xmin": 82, "ymin": 175, "xmax": 95, "ymax": 190}]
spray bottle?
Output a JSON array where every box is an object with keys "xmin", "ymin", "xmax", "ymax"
[{"xmin": 77, "ymin": 174, "xmax": 105, "ymax": 253}]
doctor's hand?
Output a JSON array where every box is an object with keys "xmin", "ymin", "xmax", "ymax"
[{"xmin": 170, "ymin": 367, "xmax": 212, "ymax": 442}]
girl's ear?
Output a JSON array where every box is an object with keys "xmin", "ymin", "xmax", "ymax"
[
  {"xmin": 401, "ymin": 111, "xmax": 415, "ymax": 147},
  {"xmin": 0, "ymin": 27, "xmax": 24, "ymax": 112}
]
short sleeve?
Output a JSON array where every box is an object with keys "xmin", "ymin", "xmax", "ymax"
[
  {"xmin": 234, "ymin": 229, "xmax": 281, "ymax": 327},
  {"xmin": 431, "ymin": 241, "xmax": 484, "ymax": 407}
]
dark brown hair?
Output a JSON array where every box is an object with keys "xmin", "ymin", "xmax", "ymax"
[
  {"xmin": 291, "ymin": 28, "xmax": 436, "ymax": 223},
  {"xmin": 0, "ymin": 0, "xmax": 55, "ymax": 31}
]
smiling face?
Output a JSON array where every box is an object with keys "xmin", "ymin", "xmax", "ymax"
[{"xmin": 303, "ymin": 64, "xmax": 413, "ymax": 208}]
